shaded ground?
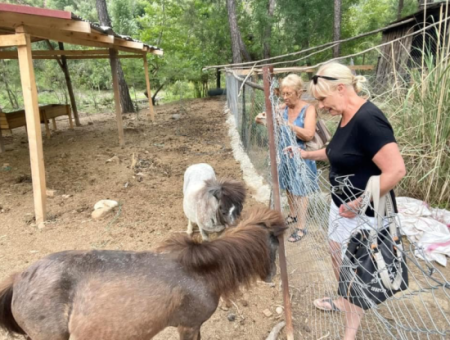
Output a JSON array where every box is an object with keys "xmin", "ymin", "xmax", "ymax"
[{"xmin": 0, "ymin": 97, "xmax": 286, "ymax": 340}]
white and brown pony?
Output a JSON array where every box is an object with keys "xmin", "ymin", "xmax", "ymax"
[
  {"xmin": 0, "ymin": 207, "xmax": 286, "ymax": 340},
  {"xmin": 183, "ymin": 163, "xmax": 246, "ymax": 240}
]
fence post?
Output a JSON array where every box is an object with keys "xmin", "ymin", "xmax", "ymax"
[
  {"xmin": 263, "ymin": 66, "xmax": 294, "ymax": 340},
  {"xmin": 241, "ymin": 83, "xmax": 247, "ymax": 148}
]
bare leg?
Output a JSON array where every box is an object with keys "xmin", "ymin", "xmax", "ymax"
[
  {"xmin": 287, "ymin": 191, "xmax": 308, "ymax": 241},
  {"xmin": 315, "ymin": 240, "xmax": 363, "ymax": 340},
  {"xmin": 178, "ymin": 326, "xmax": 201, "ymax": 340}
]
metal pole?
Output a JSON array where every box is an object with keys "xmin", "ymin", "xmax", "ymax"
[{"xmin": 263, "ymin": 66, "xmax": 294, "ymax": 340}]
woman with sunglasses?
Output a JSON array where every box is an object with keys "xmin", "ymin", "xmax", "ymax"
[
  {"xmin": 290, "ymin": 62, "xmax": 406, "ymax": 340},
  {"xmin": 256, "ymin": 74, "xmax": 319, "ymax": 242}
]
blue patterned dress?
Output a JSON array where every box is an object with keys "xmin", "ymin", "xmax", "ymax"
[{"xmin": 277, "ymin": 105, "xmax": 319, "ymax": 196}]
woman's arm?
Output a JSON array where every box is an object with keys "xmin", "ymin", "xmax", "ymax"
[
  {"xmin": 372, "ymin": 142, "xmax": 406, "ymax": 197},
  {"xmin": 284, "ymin": 147, "xmax": 328, "ymax": 161},
  {"xmin": 339, "ymin": 142, "xmax": 406, "ymax": 218},
  {"xmin": 289, "ymin": 105, "xmax": 316, "ymax": 142},
  {"xmin": 301, "ymin": 148, "xmax": 328, "ymax": 161}
]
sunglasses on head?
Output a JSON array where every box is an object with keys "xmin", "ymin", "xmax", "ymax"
[{"xmin": 312, "ymin": 75, "xmax": 338, "ymax": 85}]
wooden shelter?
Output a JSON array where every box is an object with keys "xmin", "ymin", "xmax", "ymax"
[
  {"xmin": 0, "ymin": 3, "xmax": 163, "ymax": 226},
  {"xmin": 375, "ymin": 1, "xmax": 449, "ymax": 86}
]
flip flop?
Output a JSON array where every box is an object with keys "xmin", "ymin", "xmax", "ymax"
[
  {"xmin": 287, "ymin": 228, "xmax": 307, "ymax": 242},
  {"xmin": 313, "ymin": 298, "xmax": 342, "ymax": 312}
]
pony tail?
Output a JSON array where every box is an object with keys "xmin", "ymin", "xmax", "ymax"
[
  {"xmin": 239, "ymin": 207, "xmax": 287, "ymax": 237},
  {"xmin": 0, "ymin": 273, "xmax": 25, "ymax": 335}
]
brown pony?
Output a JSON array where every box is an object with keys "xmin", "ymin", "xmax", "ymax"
[{"xmin": 0, "ymin": 207, "xmax": 286, "ymax": 340}]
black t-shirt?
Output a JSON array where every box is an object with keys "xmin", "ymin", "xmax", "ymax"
[{"xmin": 326, "ymin": 101, "xmax": 398, "ymax": 216}]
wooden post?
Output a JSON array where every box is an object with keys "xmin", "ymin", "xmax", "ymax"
[
  {"xmin": 0, "ymin": 127, "xmax": 4, "ymax": 153},
  {"xmin": 16, "ymin": 30, "xmax": 47, "ymax": 225},
  {"xmin": 58, "ymin": 42, "xmax": 81, "ymax": 126},
  {"xmin": 216, "ymin": 68, "xmax": 221, "ymax": 89},
  {"xmin": 51, "ymin": 118, "xmax": 57, "ymax": 130},
  {"xmin": 263, "ymin": 66, "xmax": 294, "ymax": 340},
  {"xmin": 66, "ymin": 105, "xmax": 74, "ymax": 129},
  {"xmin": 109, "ymin": 48, "xmax": 125, "ymax": 146},
  {"xmin": 143, "ymin": 55, "xmax": 155, "ymax": 121}
]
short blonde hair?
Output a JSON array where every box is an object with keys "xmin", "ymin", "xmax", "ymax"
[
  {"xmin": 308, "ymin": 62, "xmax": 367, "ymax": 98},
  {"xmin": 280, "ymin": 74, "xmax": 304, "ymax": 97}
]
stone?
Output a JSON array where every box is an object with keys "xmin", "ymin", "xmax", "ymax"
[
  {"xmin": 171, "ymin": 114, "xmax": 181, "ymax": 120},
  {"xmin": 106, "ymin": 156, "xmax": 120, "ymax": 164},
  {"xmin": 276, "ymin": 307, "xmax": 283, "ymax": 315},
  {"xmin": 227, "ymin": 313, "xmax": 236, "ymax": 322},
  {"xmin": 91, "ymin": 207, "xmax": 113, "ymax": 219},
  {"xmin": 91, "ymin": 200, "xmax": 119, "ymax": 219},
  {"xmin": 46, "ymin": 189, "xmax": 56, "ymax": 198},
  {"xmin": 262, "ymin": 309, "xmax": 273, "ymax": 317}
]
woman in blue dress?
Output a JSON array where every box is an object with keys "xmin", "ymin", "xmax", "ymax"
[{"xmin": 256, "ymin": 74, "xmax": 319, "ymax": 242}]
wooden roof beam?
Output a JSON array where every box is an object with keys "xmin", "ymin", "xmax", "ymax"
[
  {"xmin": 0, "ymin": 50, "xmax": 144, "ymax": 59},
  {"xmin": 0, "ymin": 33, "xmax": 27, "ymax": 47},
  {"xmin": 18, "ymin": 25, "xmax": 143, "ymax": 53},
  {"xmin": 0, "ymin": 12, "xmax": 91, "ymax": 34}
]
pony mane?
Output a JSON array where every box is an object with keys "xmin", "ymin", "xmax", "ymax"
[
  {"xmin": 204, "ymin": 178, "xmax": 246, "ymax": 225},
  {"xmin": 157, "ymin": 207, "xmax": 286, "ymax": 297}
]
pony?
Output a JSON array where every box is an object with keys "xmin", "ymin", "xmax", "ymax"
[
  {"xmin": 183, "ymin": 163, "xmax": 246, "ymax": 240},
  {"xmin": 0, "ymin": 207, "xmax": 286, "ymax": 340}
]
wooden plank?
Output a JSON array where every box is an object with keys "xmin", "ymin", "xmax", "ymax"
[
  {"xmin": 16, "ymin": 32, "xmax": 46, "ymax": 224},
  {"xmin": 0, "ymin": 3, "xmax": 71, "ymax": 19},
  {"xmin": 18, "ymin": 25, "xmax": 140, "ymax": 53},
  {"xmin": 114, "ymin": 39, "xmax": 144, "ymax": 50},
  {"xmin": 0, "ymin": 12, "xmax": 91, "ymax": 34},
  {"xmin": 109, "ymin": 48, "xmax": 125, "ymax": 147},
  {"xmin": 0, "ymin": 33, "xmax": 26, "ymax": 47},
  {"xmin": 143, "ymin": 56, "xmax": 155, "ymax": 121},
  {"xmin": 0, "ymin": 50, "xmax": 142, "ymax": 60}
]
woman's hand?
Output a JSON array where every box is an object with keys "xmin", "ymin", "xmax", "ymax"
[
  {"xmin": 255, "ymin": 112, "xmax": 267, "ymax": 126},
  {"xmin": 283, "ymin": 146, "xmax": 308, "ymax": 159},
  {"xmin": 339, "ymin": 197, "xmax": 363, "ymax": 219}
]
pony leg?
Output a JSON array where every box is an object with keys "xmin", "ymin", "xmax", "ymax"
[
  {"xmin": 187, "ymin": 220, "xmax": 194, "ymax": 236},
  {"xmin": 178, "ymin": 326, "xmax": 201, "ymax": 340},
  {"xmin": 199, "ymin": 227, "xmax": 209, "ymax": 241}
]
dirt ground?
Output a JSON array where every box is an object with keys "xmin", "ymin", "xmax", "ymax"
[{"xmin": 0, "ymin": 97, "xmax": 286, "ymax": 340}]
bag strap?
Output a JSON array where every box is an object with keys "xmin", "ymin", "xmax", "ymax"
[{"xmin": 361, "ymin": 176, "xmax": 404, "ymax": 290}]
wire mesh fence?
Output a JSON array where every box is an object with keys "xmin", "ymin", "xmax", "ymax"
[{"xmin": 224, "ymin": 10, "xmax": 450, "ymax": 338}]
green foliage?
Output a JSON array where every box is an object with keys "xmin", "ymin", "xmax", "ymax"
[{"xmin": 0, "ymin": 0, "xmax": 424, "ymax": 109}]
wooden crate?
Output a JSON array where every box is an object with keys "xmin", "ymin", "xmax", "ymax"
[{"xmin": 0, "ymin": 104, "xmax": 73, "ymax": 135}]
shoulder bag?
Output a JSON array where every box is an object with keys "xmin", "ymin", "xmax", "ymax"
[{"xmin": 337, "ymin": 176, "xmax": 409, "ymax": 310}]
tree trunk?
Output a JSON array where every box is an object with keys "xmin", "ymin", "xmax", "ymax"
[
  {"xmin": 58, "ymin": 43, "xmax": 81, "ymax": 126},
  {"xmin": 333, "ymin": 0, "xmax": 342, "ymax": 58},
  {"xmin": 226, "ymin": 0, "xmax": 242, "ymax": 64},
  {"xmin": 95, "ymin": 0, "xmax": 135, "ymax": 113},
  {"xmin": 263, "ymin": 0, "xmax": 276, "ymax": 59},
  {"xmin": 397, "ymin": 0, "xmax": 404, "ymax": 20}
]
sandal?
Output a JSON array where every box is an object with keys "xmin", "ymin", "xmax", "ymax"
[
  {"xmin": 287, "ymin": 228, "xmax": 307, "ymax": 242},
  {"xmin": 285, "ymin": 215, "xmax": 298, "ymax": 226},
  {"xmin": 313, "ymin": 298, "xmax": 342, "ymax": 312}
]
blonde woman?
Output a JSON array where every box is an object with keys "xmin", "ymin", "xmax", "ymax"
[
  {"xmin": 287, "ymin": 62, "xmax": 406, "ymax": 340},
  {"xmin": 256, "ymin": 74, "xmax": 318, "ymax": 242}
]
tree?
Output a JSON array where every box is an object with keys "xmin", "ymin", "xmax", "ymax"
[
  {"xmin": 397, "ymin": 0, "xmax": 404, "ymax": 19},
  {"xmin": 333, "ymin": 0, "xmax": 342, "ymax": 58},
  {"xmin": 263, "ymin": 0, "xmax": 276, "ymax": 59},
  {"xmin": 226, "ymin": 0, "xmax": 243, "ymax": 64},
  {"xmin": 95, "ymin": 0, "xmax": 135, "ymax": 113}
]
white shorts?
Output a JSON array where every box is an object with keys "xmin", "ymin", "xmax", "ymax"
[{"xmin": 328, "ymin": 201, "xmax": 377, "ymax": 245}]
